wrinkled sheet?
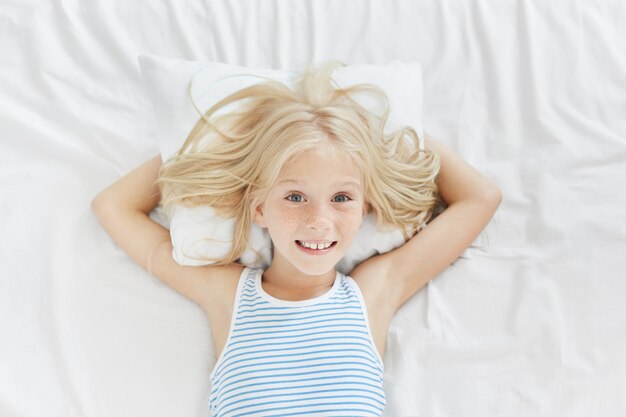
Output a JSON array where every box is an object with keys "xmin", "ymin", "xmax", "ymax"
[{"xmin": 1, "ymin": 1, "xmax": 625, "ymax": 416}]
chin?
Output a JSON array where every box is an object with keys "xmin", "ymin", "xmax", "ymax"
[
  {"xmin": 290, "ymin": 256, "xmax": 342, "ymax": 277},
  {"xmin": 292, "ymin": 262, "xmax": 337, "ymax": 277}
]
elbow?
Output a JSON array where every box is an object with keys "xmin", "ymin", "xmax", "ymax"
[
  {"xmin": 90, "ymin": 194, "xmax": 102, "ymax": 212},
  {"xmin": 487, "ymin": 185, "xmax": 502, "ymax": 200},
  {"xmin": 482, "ymin": 186, "xmax": 503, "ymax": 209},
  {"xmin": 91, "ymin": 191, "xmax": 107, "ymax": 213},
  {"xmin": 91, "ymin": 190, "xmax": 116, "ymax": 219},
  {"xmin": 91, "ymin": 193, "xmax": 102, "ymax": 214},
  {"xmin": 91, "ymin": 194, "xmax": 108, "ymax": 225}
]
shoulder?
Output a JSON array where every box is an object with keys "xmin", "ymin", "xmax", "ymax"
[
  {"xmin": 154, "ymin": 244, "xmax": 245, "ymax": 314},
  {"xmin": 345, "ymin": 257, "xmax": 395, "ymax": 359},
  {"xmin": 200, "ymin": 263, "xmax": 246, "ymax": 311},
  {"xmin": 348, "ymin": 255, "xmax": 395, "ymax": 318}
]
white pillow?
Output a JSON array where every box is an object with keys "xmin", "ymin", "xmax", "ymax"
[{"xmin": 139, "ymin": 54, "xmax": 427, "ymax": 274}]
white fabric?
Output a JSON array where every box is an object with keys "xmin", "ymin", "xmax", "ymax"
[
  {"xmin": 138, "ymin": 55, "xmax": 430, "ymax": 274},
  {"xmin": 139, "ymin": 55, "xmax": 426, "ymax": 164},
  {"xmin": 2, "ymin": 1, "xmax": 625, "ymax": 417}
]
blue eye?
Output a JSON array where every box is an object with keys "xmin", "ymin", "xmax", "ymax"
[
  {"xmin": 333, "ymin": 194, "xmax": 351, "ymax": 203},
  {"xmin": 286, "ymin": 193, "xmax": 304, "ymax": 203},
  {"xmin": 285, "ymin": 193, "xmax": 351, "ymax": 203}
]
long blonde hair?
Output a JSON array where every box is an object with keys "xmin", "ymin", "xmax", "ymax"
[{"xmin": 157, "ymin": 61, "xmax": 441, "ymax": 265}]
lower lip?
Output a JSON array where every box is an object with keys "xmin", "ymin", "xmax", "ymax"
[{"xmin": 295, "ymin": 241, "xmax": 337, "ymax": 255}]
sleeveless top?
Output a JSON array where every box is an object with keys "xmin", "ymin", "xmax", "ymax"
[{"xmin": 209, "ymin": 267, "xmax": 386, "ymax": 417}]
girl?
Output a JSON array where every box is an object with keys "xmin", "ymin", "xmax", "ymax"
[{"xmin": 92, "ymin": 61, "xmax": 502, "ymax": 416}]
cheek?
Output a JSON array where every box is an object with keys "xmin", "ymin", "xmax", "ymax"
[
  {"xmin": 272, "ymin": 206, "xmax": 301, "ymax": 227},
  {"xmin": 336, "ymin": 209, "xmax": 364, "ymax": 232},
  {"xmin": 340, "ymin": 210, "xmax": 363, "ymax": 231}
]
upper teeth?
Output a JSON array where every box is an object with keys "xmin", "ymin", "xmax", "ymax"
[{"xmin": 299, "ymin": 241, "xmax": 333, "ymax": 250}]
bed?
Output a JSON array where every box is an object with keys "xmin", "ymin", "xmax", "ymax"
[{"xmin": 2, "ymin": 1, "xmax": 625, "ymax": 416}]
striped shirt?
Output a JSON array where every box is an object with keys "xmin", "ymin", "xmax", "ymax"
[{"xmin": 209, "ymin": 267, "xmax": 386, "ymax": 417}]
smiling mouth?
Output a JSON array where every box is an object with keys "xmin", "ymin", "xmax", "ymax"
[{"xmin": 295, "ymin": 240, "xmax": 338, "ymax": 251}]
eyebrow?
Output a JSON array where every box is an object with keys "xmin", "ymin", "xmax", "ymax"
[{"xmin": 276, "ymin": 179, "xmax": 361, "ymax": 188}]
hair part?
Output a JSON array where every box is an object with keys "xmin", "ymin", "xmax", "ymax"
[{"xmin": 157, "ymin": 61, "xmax": 440, "ymax": 265}]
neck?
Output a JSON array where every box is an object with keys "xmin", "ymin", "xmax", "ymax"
[{"xmin": 261, "ymin": 262, "xmax": 336, "ymax": 301}]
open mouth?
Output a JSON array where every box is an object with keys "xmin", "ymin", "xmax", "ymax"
[{"xmin": 295, "ymin": 240, "xmax": 338, "ymax": 252}]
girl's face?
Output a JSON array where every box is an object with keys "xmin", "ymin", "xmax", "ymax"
[{"xmin": 252, "ymin": 145, "xmax": 367, "ymax": 277}]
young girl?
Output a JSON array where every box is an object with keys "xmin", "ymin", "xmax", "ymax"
[{"xmin": 92, "ymin": 61, "xmax": 501, "ymax": 416}]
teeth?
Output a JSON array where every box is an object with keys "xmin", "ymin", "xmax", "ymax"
[{"xmin": 299, "ymin": 241, "xmax": 333, "ymax": 250}]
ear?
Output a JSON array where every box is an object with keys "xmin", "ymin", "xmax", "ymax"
[
  {"xmin": 361, "ymin": 201, "xmax": 371, "ymax": 220},
  {"xmin": 251, "ymin": 198, "xmax": 268, "ymax": 228}
]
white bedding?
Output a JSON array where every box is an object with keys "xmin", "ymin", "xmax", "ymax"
[{"xmin": 2, "ymin": 1, "xmax": 625, "ymax": 416}]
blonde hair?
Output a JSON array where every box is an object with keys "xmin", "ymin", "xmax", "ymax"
[{"xmin": 156, "ymin": 61, "xmax": 441, "ymax": 265}]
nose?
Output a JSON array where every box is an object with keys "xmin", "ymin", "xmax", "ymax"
[{"xmin": 304, "ymin": 202, "xmax": 332, "ymax": 231}]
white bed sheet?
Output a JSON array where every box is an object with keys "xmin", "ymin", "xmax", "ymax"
[{"xmin": 1, "ymin": 1, "xmax": 625, "ymax": 416}]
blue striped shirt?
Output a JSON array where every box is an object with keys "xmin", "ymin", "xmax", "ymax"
[{"xmin": 209, "ymin": 267, "xmax": 386, "ymax": 416}]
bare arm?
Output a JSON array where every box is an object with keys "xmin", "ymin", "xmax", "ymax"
[
  {"xmin": 91, "ymin": 155, "xmax": 169, "ymax": 270},
  {"xmin": 363, "ymin": 132, "xmax": 503, "ymax": 311},
  {"xmin": 90, "ymin": 155, "xmax": 229, "ymax": 308}
]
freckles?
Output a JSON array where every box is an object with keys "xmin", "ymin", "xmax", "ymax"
[
  {"xmin": 336, "ymin": 210, "xmax": 363, "ymax": 229},
  {"xmin": 273, "ymin": 203, "xmax": 363, "ymax": 230},
  {"xmin": 277, "ymin": 207, "xmax": 300, "ymax": 225}
]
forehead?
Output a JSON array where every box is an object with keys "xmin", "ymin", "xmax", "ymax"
[
  {"xmin": 277, "ymin": 147, "xmax": 362, "ymax": 188},
  {"xmin": 276, "ymin": 178, "xmax": 362, "ymax": 190}
]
